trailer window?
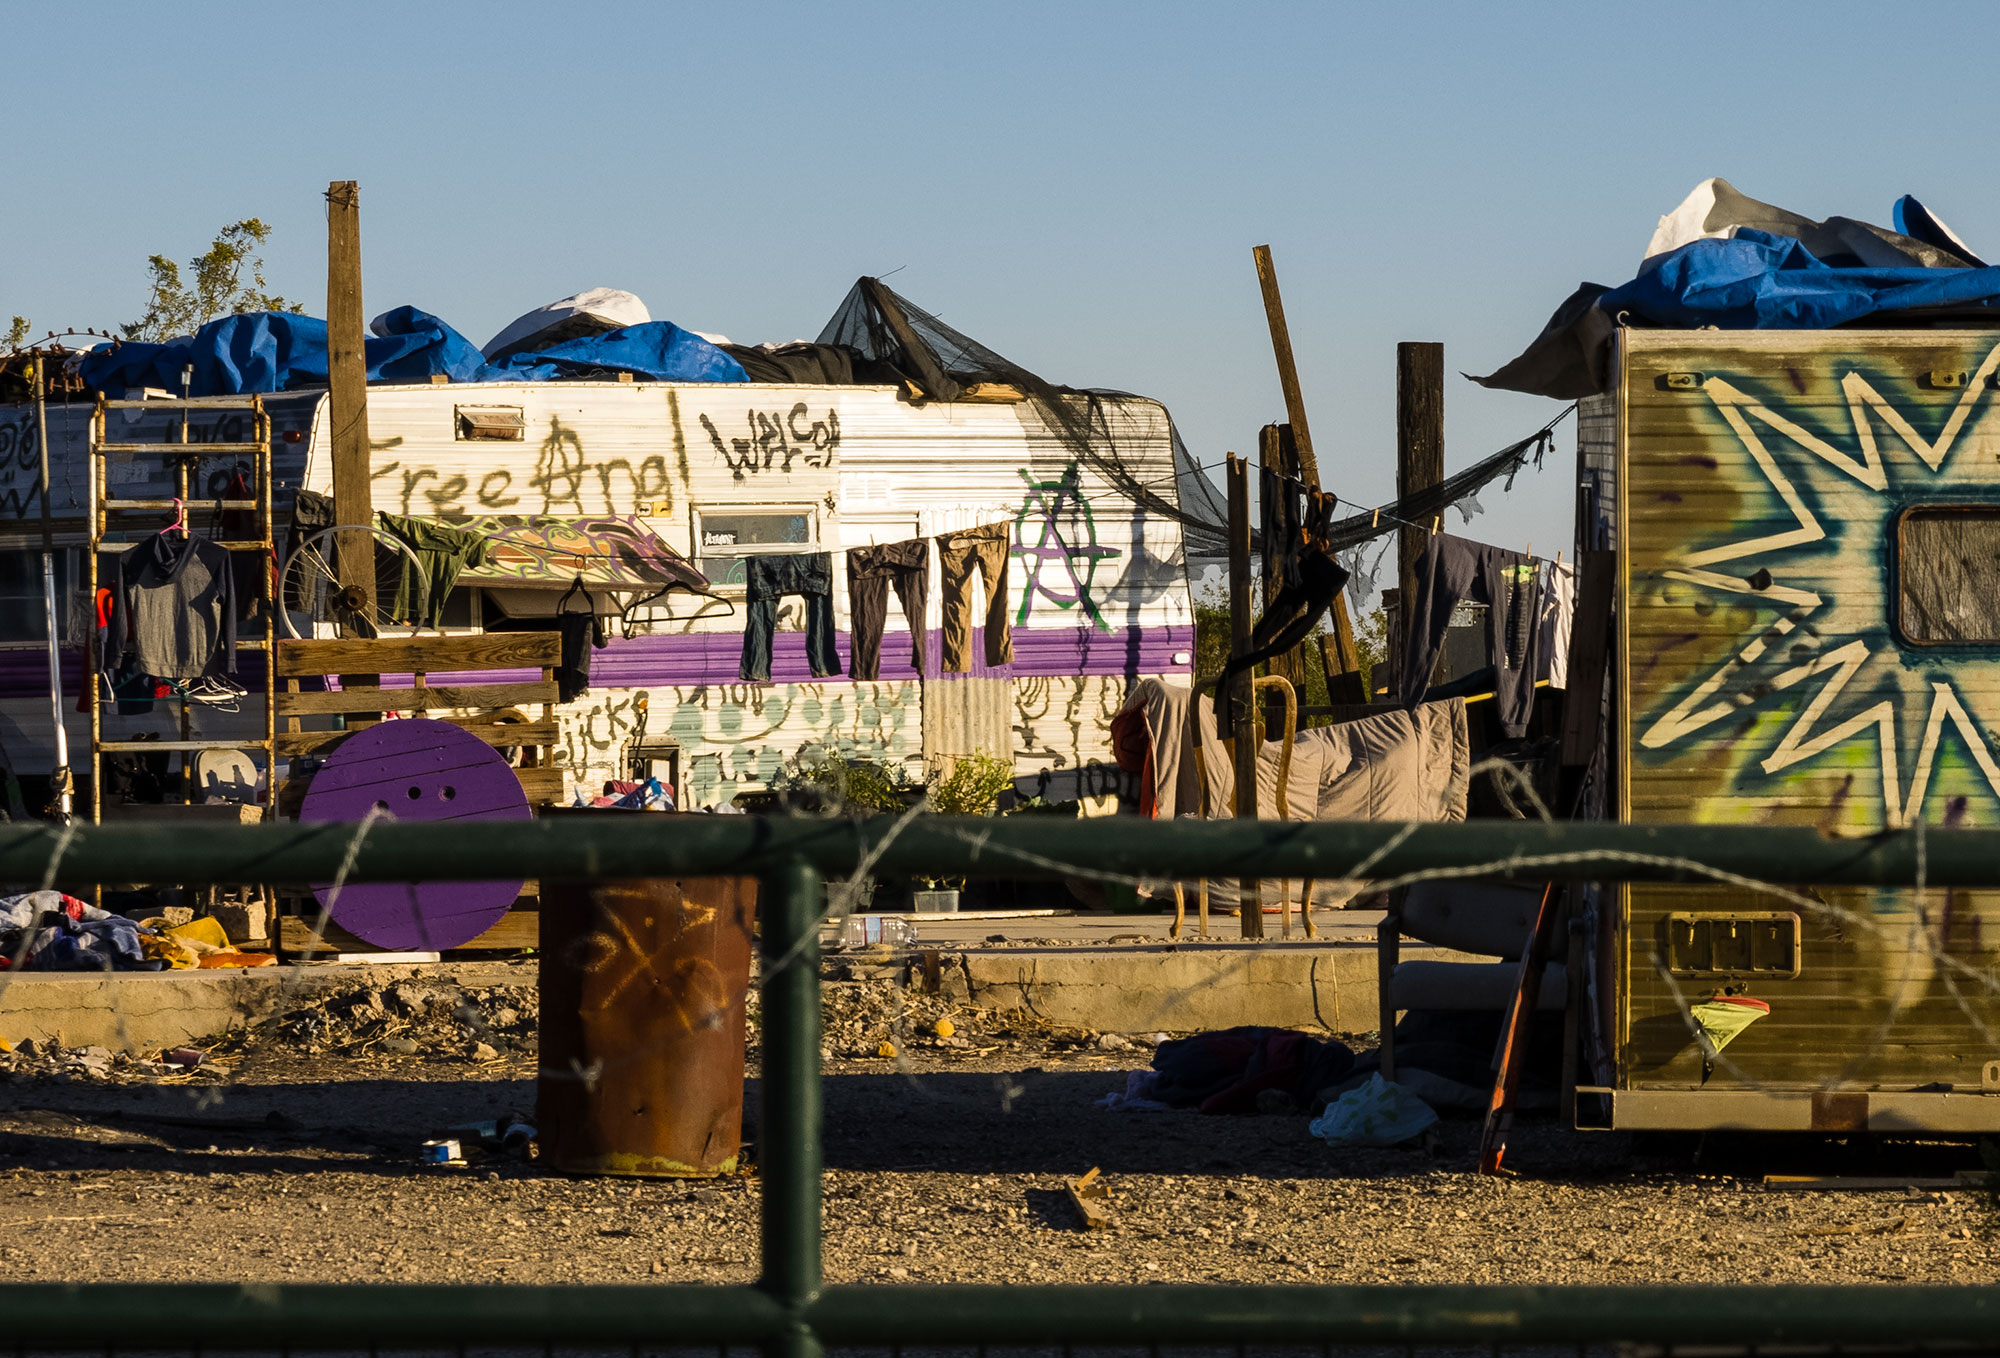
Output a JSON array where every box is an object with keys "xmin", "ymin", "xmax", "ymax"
[
  {"xmin": 1898, "ymin": 507, "xmax": 2000, "ymax": 644},
  {"xmin": 692, "ymin": 508, "xmax": 816, "ymax": 589},
  {"xmin": 0, "ymin": 550, "xmax": 79, "ymax": 645}
]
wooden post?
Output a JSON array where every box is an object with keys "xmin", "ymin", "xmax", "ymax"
[
  {"xmin": 326, "ymin": 180, "xmax": 377, "ymax": 636},
  {"xmin": 1396, "ymin": 342, "xmax": 1445, "ymax": 628},
  {"xmin": 1226, "ymin": 454, "xmax": 1262, "ymax": 939},
  {"xmin": 1252, "ymin": 245, "xmax": 1321, "ymax": 484}
]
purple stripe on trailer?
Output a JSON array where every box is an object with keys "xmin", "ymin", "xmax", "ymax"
[{"xmin": 297, "ymin": 718, "xmax": 531, "ymax": 951}]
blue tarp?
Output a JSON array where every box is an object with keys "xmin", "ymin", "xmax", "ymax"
[
  {"xmin": 483, "ymin": 321, "xmax": 747, "ymax": 384},
  {"xmin": 1613, "ymin": 231, "xmax": 2000, "ymax": 330},
  {"xmin": 1476, "ymin": 229, "xmax": 2000, "ymax": 399},
  {"xmin": 80, "ymin": 309, "xmax": 746, "ymax": 398}
]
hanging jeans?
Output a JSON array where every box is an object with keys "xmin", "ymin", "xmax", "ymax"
[
  {"xmin": 740, "ymin": 552, "xmax": 839, "ymax": 682},
  {"xmin": 1398, "ymin": 534, "xmax": 1542, "ymax": 738},
  {"xmin": 936, "ymin": 521, "xmax": 1014, "ymax": 672},
  {"xmin": 847, "ymin": 538, "xmax": 929, "ymax": 679}
]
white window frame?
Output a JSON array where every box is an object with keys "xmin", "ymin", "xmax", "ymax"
[{"xmin": 690, "ymin": 504, "xmax": 821, "ymax": 593}]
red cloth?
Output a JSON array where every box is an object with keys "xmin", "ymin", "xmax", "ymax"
[{"xmin": 1108, "ymin": 705, "xmax": 1157, "ymax": 818}]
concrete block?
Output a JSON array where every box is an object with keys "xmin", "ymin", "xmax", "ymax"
[{"xmin": 958, "ymin": 942, "xmax": 1482, "ymax": 1035}]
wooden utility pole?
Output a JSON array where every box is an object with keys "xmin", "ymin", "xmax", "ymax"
[
  {"xmin": 1252, "ymin": 245, "xmax": 1321, "ymax": 483},
  {"xmin": 326, "ymin": 180, "xmax": 377, "ymax": 634},
  {"xmin": 1396, "ymin": 341, "xmax": 1445, "ymax": 623},
  {"xmin": 1226, "ymin": 453, "xmax": 1262, "ymax": 939}
]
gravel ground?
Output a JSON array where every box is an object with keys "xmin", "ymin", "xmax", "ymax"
[{"xmin": 0, "ymin": 1000, "xmax": 1995, "ymax": 1286}]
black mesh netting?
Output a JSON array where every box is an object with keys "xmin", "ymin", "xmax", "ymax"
[
  {"xmin": 814, "ymin": 277, "xmax": 1563, "ymax": 562},
  {"xmin": 817, "ymin": 277, "xmax": 1229, "ymax": 557}
]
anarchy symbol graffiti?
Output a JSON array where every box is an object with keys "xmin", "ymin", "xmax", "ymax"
[{"xmin": 1011, "ymin": 461, "xmax": 1120, "ymax": 632}]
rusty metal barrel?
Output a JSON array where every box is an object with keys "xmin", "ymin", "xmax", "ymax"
[{"xmin": 537, "ymin": 874, "xmax": 756, "ymax": 1177}]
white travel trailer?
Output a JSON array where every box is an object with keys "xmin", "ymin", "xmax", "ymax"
[{"xmin": 0, "ymin": 376, "xmax": 1198, "ymax": 810}]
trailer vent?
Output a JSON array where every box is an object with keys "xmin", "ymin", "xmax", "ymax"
[{"xmin": 455, "ymin": 405, "xmax": 526, "ymax": 441}]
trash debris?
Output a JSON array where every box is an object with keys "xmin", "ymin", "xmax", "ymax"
[
  {"xmin": 1148, "ymin": 1026, "xmax": 1356, "ymax": 1115},
  {"xmin": 932, "ymin": 1018, "xmax": 955, "ymax": 1040},
  {"xmin": 161, "ymin": 1048, "xmax": 206, "ymax": 1070},
  {"xmin": 837, "ymin": 915, "xmax": 916, "ymax": 950},
  {"xmin": 1096, "ymin": 1069, "xmax": 1172, "ymax": 1112},
  {"xmin": 420, "ymin": 1138, "xmax": 465, "ymax": 1166},
  {"xmin": 1308, "ymin": 1073, "xmax": 1439, "ymax": 1147},
  {"xmin": 1066, "ymin": 1166, "xmax": 1114, "ymax": 1232},
  {"xmin": 1690, "ymin": 994, "xmax": 1770, "ymax": 1061}
]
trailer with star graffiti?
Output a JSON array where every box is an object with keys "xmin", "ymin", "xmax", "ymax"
[{"xmin": 1576, "ymin": 328, "xmax": 2000, "ymax": 1131}]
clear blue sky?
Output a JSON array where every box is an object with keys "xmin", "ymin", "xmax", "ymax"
[{"xmin": 7, "ymin": 2, "xmax": 1996, "ymax": 580}]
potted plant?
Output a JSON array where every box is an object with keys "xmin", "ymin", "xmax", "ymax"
[{"xmin": 915, "ymin": 754, "xmax": 1016, "ymax": 912}]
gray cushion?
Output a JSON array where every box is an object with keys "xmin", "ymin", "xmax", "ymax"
[
  {"xmin": 1390, "ymin": 960, "xmax": 1566, "ymax": 1012},
  {"xmin": 1398, "ymin": 881, "xmax": 1550, "ymax": 958}
]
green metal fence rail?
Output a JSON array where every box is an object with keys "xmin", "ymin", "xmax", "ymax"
[{"xmin": 4, "ymin": 814, "xmax": 1998, "ymax": 1354}]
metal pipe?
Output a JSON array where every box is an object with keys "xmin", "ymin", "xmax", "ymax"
[
  {"xmin": 0, "ymin": 815, "xmax": 1995, "ymax": 890},
  {"xmin": 807, "ymin": 1283, "xmax": 2000, "ymax": 1346},
  {"xmin": 0, "ymin": 1283, "xmax": 785, "ymax": 1349},
  {"xmin": 2, "ymin": 1283, "xmax": 1999, "ymax": 1350},
  {"xmin": 758, "ymin": 855, "xmax": 823, "ymax": 1358},
  {"xmin": 32, "ymin": 357, "xmax": 70, "ymax": 820}
]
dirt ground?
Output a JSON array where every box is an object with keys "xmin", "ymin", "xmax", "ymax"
[{"xmin": 1, "ymin": 984, "xmax": 1995, "ymax": 1288}]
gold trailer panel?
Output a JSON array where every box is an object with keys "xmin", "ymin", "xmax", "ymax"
[{"xmin": 1606, "ymin": 328, "xmax": 2000, "ymax": 1131}]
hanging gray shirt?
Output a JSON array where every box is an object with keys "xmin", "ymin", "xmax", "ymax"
[{"xmin": 107, "ymin": 534, "xmax": 238, "ymax": 681}]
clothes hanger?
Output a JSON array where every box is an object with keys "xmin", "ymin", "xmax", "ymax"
[
  {"xmin": 159, "ymin": 497, "xmax": 187, "ymax": 539},
  {"xmin": 557, "ymin": 574, "xmax": 595, "ymax": 616}
]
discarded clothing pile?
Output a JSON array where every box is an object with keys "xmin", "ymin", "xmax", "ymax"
[
  {"xmin": 0, "ymin": 891, "xmax": 152, "ymax": 972},
  {"xmin": 1128, "ymin": 1026, "xmax": 1356, "ymax": 1116},
  {"xmin": 0, "ymin": 893, "xmax": 276, "ymax": 972},
  {"xmin": 1476, "ymin": 178, "xmax": 2000, "ymax": 399},
  {"xmin": 739, "ymin": 522, "xmax": 1017, "ymax": 683},
  {"xmin": 575, "ymin": 777, "xmax": 675, "ymax": 811}
]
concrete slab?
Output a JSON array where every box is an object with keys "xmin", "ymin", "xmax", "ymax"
[
  {"xmin": 0, "ymin": 961, "xmax": 528, "ymax": 1054},
  {"xmin": 950, "ymin": 939, "xmax": 1479, "ymax": 1035},
  {"xmin": 1, "ymin": 911, "xmax": 1472, "ymax": 1051}
]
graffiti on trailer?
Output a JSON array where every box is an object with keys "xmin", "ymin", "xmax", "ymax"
[
  {"xmin": 0, "ymin": 411, "xmax": 40, "ymax": 513},
  {"xmin": 561, "ymin": 679, "xmax": 921, "ymax": 805},
  {"xmin": 1012, "ymin": 461, "xmax": 1120, "ymax": 631},
  {"xmin": 700, "ymin": 405, "xmax": 839, "ymax": 482},
  {"xmin": 0, "ymin": 410, "xmax": 261, "ymax": 515},
  {"xmin": 1637, "ymin": 340, "xmax": 2000, "ymax": 830},
  {"xmin": 373, "ymin": 415, "xmax": 685, "ymax": 519}
]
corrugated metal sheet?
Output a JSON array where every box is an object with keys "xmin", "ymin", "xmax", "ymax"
[{"xmin": 1618, "ymin": 329, "xmax": 2000, "ymax": 1095}]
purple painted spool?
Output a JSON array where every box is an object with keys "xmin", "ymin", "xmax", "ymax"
[{"xmin": 298, "ymin": 718, "xmax": 532, "ymax": 951}]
